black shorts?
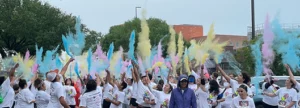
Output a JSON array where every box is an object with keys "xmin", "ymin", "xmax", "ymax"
[
  {"xmin": 130, "ymin": 98, "xmax": 138, "ymax": 106},
  {"xmin": 263, "ymin": 102, "xmax": 277, "ymax": 108},
  {"xmin": 103, "ymin": 99, "xmax": 111, "ymax": 108}
]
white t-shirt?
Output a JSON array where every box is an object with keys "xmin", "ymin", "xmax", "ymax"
[
  {"xmin": 151, "ymin": 89, "xmax": 171, "ymax": 108},
  {"xmin": 231, "ymin": 96, "xmax": 255, "ymax": 108},
  {"xmin": 47, "ymin": 82, "xmax": 65, "ymax": 108},
  {"xmin": 96, "ymin": 86, "xmax": 103, "ymax": 104},
  {"xmin": 103, "ymin": 83, "xmax": 114, "ymax": 100},
  {"xmin": 14, "ymin": 88, "xmax": 35, "ymax": 108},
  {"xmin": 80, "ymin": 89, "xmax": 102, "ymax": 108},
  {"xmin": 44, "ymin": 80, "xmax": 51, "ymax": 94},
  {"xmin": 275, "ymin": 87, "xmax": 297, "ymax": 108},
  {"xmin": 208, "ymin": 89, "xmax": 222, "ymax": 108},
  {"xmin": 294, "ymin": 82, "xmax": 300, "ymax": 108},
  {"xmin": 297, "ymin": 92, "xmax": 300, "ymax": 108},
  {"xmin": 27, "ymin": 82, "xmax": 38, "ymax": 96},
  {"xmin": 195, "ymin": 87, "xmax": 209, "ymax": 108},
  {"xmin": 188, "ymin": 84, "xmax": 197, "ymax": 92},
  {"xmin": 136, "ymin": 80, "xmax": 155, "ymax": 107},
  {"xmin": 0, "ymin": 78, "xmax": 15, "ymax": 108},
  {"xmin": 35, "ymin": 90, "xmax": 50, "ymax": 108},
  {"xmin": 131, "ymin": 82, "xmax": 138, "ymax": 99},
  {"xmin": 220, "ymin": 88, "xmax": 233, "ymax": 108},
  {"xmin": 110, "ymin": 89, "xmax": 125, "ymax": 108},
  {"xmin": 262, "ymin": 82, "xmax": 278, "ymax": 106},
  {"xmin": 64, "ymin": 85, "xmax": 77, "ymax": 105},
  {"xmin": 149, "ymin": 82, "xmax": 157, "ymax": 89},
  {"xmin": 229, "ymin": 79, "xmax": 253, "ymax": 97},
  {"xmin": 123, "ymin": 85, "xmax": 133, "ymax": 105}
]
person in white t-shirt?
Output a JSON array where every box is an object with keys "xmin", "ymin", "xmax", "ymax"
[
  {"xmin": 220, "ymin": 81, "xmax": 233, "ymax": 108},
  {"xmin": 264, "ymin": 77, "xmax": 297, "ymax": 108},
  {"xmin": 261, "ymin": 77, "xmax": 278, "ymax": 108},
  {"xmin": 79, "ymin": 79, "xmax": 103, "ymax": 108},
  {"xmin": 231, "ymin": 85, "xmax": 255, "ymax": 108},
  {"xmin": 207, "ymin": 80, "xmax": 223, "ymax": 108},
  {"xmin": 194, "ymin": 65, "xmax": 209, "ymax": 108},
  {"xmin": 188, "ymin": 75, "xmax": 197, "ymax": 92},
  {"xmin": 104, "ymin": 71, "xmax": 127, "ymax": 108},
  {"xmin": 217, "ymin": 65, "xmax": 253, "ymax": 98},
  {"xmin": 14, "ymin": 79, "xmax": 35, "ymax": 108},
  {"xmin": 46, "ymin": 72, "xmax": 70, "ymax": 108},
  {"xmin": 286, "ymin": 64, "xmax": 300, "ymax": 108},
  {"xmin": 123, "ymin": 77, "xmax": 133, "ymax": 108},
  {"xmin": 44, "ymin": 72, "xmax": 52, "ymax": 94},
  {"xmin": 151, "ymin": 83, "xmax": 173, "ymax": 108},
  {"xmin": 34, "ymin": 78, "xmax": 50, "ymax": 108},
  {"xmin": 64, "ymin": 78, "xmax": 77, "ymax": 108},
  {"xmin": 0, "ymin": 63, "xmax": 18, "ymax": 108},
  {"xmin": 103, "ymin": 75, "xmax": 114, "ymax": 108}
]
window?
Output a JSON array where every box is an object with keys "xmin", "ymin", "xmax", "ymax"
[{"xmin": 236, "ymin": 42, "xmax": 239, "ymax": 47}]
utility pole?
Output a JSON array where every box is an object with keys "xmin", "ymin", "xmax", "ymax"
[{"xmin": 251, "ymin": 0, "xmax": 255, "ymax": 40}]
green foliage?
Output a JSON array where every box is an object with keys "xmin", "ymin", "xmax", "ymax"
[
  {"xmin": 0, "ymin": 0, "xmax": 75, "ymax": 57},
  {"xmin": 83, "ymin": 27, "xmax": 103, "ymax": 51},
  {"xmin": 235, "ymin": 34, "xmax": 300, "ymax": 76},
  {"xmin": 0, "ymin": 0, "xmax": 100, "ymax": 57},
  {"xmin": 100, "ymin": 18, "xmax": 190, "ymax": 57},
  {"xmin": 235, "ymin": 46, "xmax": 255, "ymax": 76}
]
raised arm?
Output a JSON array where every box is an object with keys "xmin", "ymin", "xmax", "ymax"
[
  {"xmin": 60, "ymin": 58, "xmax": 74, "ymax": 76},
  {"xmin": 132, "ymin": 61, "xmax": 140, "ymax": 81},
  {"xmin": 200, "ymin": 65, "xmax": 204, "ymax": 79},
  {"xmin": 216, "ymin": 64, "xmax": 231, "ymax": 82},
  {"xmin": 30, "ymin": 72, "xmax": 38, "ymax": 84},
  {"xmin": 95, "ymin": 73, "xmax": 101, "ymax": 86},
  {"xmin": 106, "ymin": 70, "xmax": 114, "ymax": 86},
  {"xmin": 9, "ymin": 63, "xmax": 19, "ymax": 81},
  {"xmin": 285, "ymin": 64, "xmax": 298, "ymax": 85}
]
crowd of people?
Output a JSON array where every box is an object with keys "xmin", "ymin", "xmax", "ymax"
[{"xmin": 1, "ymin": 58, "xmax": 300, "ymax": 108}]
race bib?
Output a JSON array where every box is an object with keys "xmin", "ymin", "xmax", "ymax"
[
  {"xmin": 207, "ymin": 98, "xmax": 213, "ymax": 104},
  {"xmin": 278, "ymin": 100, "xmax": 286, "ymax": 107},
  {"xmin": 143, "ymin": 91, "xmax": 151, "ymax": 101},
  {"xmin": 239, "ymin": 101, "xmax": 249, "ymax": 107}
]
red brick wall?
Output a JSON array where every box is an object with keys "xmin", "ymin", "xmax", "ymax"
[{"xmin": 173, "ymin": 25, "xmax": 203, "ymax": 41}]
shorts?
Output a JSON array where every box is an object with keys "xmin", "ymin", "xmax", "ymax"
[
  {"xmin": 130, "ymin": 98, "xmax": 138, "ymax": 106},
  {"xmin": 103, "ymin": 99, "xmax": 111, "ymax": 108}
]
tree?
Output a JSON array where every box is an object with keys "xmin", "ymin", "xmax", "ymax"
[
  {"xmin": 235, "ymin": 34, "xmax": 300, "ymax": 76},
  {"xmin": 0, "ymin": 0, "xmax": 98, "ymax": 57},
  {"xmin": 101, "ymin": 18, "xmax": 190, "ymax": 57},
  {"xmin": 83, "ymin": 28, "xmax": 103, "ymax": 51},
  {"xmin": 235, "ymin": 46, "xmax": 255, "ymax": 76}
]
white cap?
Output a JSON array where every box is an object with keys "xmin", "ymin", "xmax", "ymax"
[{"xmin": 47, "ymin": 72, "xmax": 57, "ymax": 82}]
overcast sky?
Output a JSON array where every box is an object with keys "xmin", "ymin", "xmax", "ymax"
[{"xmin": 44, "ymin": 0, "xmax": 300, "ymax": 36}]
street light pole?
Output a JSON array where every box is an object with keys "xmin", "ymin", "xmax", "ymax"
[
  {"xmin": 135, "ymin": 7, "xmax": 141, "ymax": 18},
  {"xmin": 251, "ymin": 0, "xmax": 255, "ymax": 40}
]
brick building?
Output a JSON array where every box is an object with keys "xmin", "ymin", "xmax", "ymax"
[
  {"xmin": 191, "ymin": 34, "xmax": 248, "ymax": 50},
  {"xmin": 173, "ymin": 24, "xmax": 203, "ymax": 41}
]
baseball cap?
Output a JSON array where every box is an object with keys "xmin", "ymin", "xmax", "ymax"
[
  {"xmin": 47, "ymin": 72, "xmax": 57, "ymax": 82},
  {"xmin": 180, "ymin": 78, "xmax": 188, "ymax": 82}
]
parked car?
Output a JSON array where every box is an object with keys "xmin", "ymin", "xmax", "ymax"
[{"xmin": 251, "ymin": 76, "xmax": 300, "ymax": 108}]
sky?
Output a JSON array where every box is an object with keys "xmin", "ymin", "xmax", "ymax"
[{"xmin": 43, "ymin": 0, "xmax": 300, "ymax": 36}]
